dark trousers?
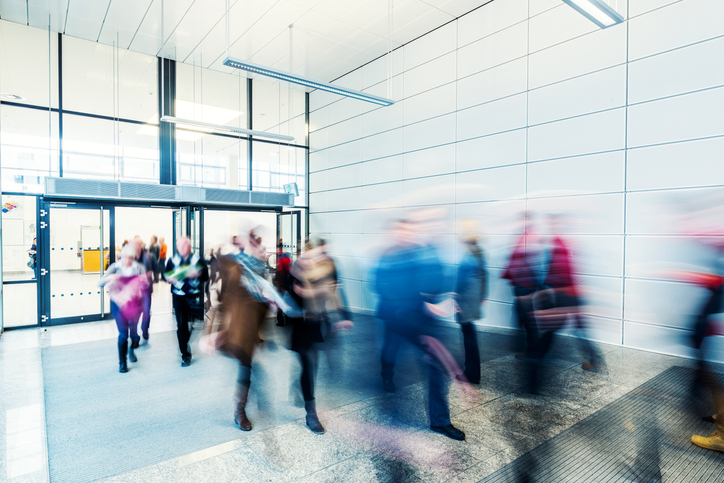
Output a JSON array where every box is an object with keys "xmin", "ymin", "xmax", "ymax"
[
  {"xmin": 380, "ymin": 322, "xmax": 451, "ymax": 427},
  {"xmin": 460, "ymin": 322, "xmax": 481, "ymax": 383},
  {"xmin": 172, "ymin": 295, "xmax": 192, "ymax": 358},
  {"xmin": 157, "ymin": 258, "xmax": 166, "ymax": 282},
  {"xmin": 514, "ymin": 286, "xmax": 539, "ymax": 352},
  {"xmin": 112, "ymin": 301, "xmax": 139, "ymax": 346},
  {"xmin": 693, "ymin": 285, "xmax": 723, "ymax": 351},
  {"xmin": 291, "ymin": 322, "xmax": 321, "ymax": 402},
  {"xmin": 140, "ymin": 289, "xmax": 152, "ymax": 340}
]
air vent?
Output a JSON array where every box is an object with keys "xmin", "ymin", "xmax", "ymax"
[
  {"xmin": 47, "ymin": 178, "xmax": 120, "ymax": 198},
  {"xmin": 203, "ymin": 189, "xmax": 251, "ymax": 204},
  {"xmin": 120, "ymin": 183, "xmax": 176, "ymax": 201},
  {"xmin": 250, "ymin": 191, "xmax": 293, "ymax": 206}
]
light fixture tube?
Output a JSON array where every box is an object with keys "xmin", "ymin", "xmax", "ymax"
[
  {"xmin": 160, "ymin": 116, "xmax": 295, "ymax": 142},
  {"xmin": 562, "ymin": 0, "xmax": 624, "ymax": 29},
  {"xmin": 223, "ymin": 56, "xmax": 395, "ymax": 107}
]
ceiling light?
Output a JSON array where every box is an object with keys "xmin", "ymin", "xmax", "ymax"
[
  {"xmin": 223, "ymin": 56, "xmax": 394, "ymax": 107},
  {"xmin": 0, "ymin": 93, "xmax": 26, "ymax": 101},
  {"xmin": 161, "ymin": 116, "xmax": 294, "ymax": 142},
  {"xmin": 562, "ymin": 0, "xmax": 624, "ymax": 29}
]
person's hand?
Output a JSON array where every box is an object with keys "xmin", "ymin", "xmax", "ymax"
[
  {"xmin": 333, "ymin": 320, "xmax": 354, "ymax": 332},
  {"xmin": 166, "ymin": 276, "xmax": 178, "ymax": 284}
]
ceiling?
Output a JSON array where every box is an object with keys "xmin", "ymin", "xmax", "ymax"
[{"xmin": 0, "ymin": 0, "xmax": 491, "ymax": 85}]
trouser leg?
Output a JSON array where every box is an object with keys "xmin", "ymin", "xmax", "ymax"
[
  {"xmin": 173, "ymin": 296, "xmax": 192, "ymax": 357},
  {"xmin": 427, "ymin": 352, "xmax": 452, "ymax": 427},
  {"xmin": 140, "ymin": 289, "xmax": 152, "ymax": 340},
  {"xmin": 515, "ymin": 288, "xmax": 539, "ymax": 352},
  {"xmin": 298, "ymin": 346, "xmax": 317, "ymax": 402},
  {"xmin": 460, "ymin": 322, "xmax": 481, "ymax": 383},
  {"xmin": 381, "ymin": 324, "xmax": 404, "ymax": 381}
]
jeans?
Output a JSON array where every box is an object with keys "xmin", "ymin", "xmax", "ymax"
[
  {"xmin": 514, "ymin": 285, "xmax": 539, "ymax": 352},
  {"xmin": 460, "ymin": 322, "xmax": 481, "ymax": 383},
  {"xmin": 140, "ymin": 289, "xmax": 152, "ymax": 340},
  {"xmin": 112, "ymin": 301, "xmax": 139, "ymax": 346},
  {"xmin": 380, "ymin": 322, "xmax": 451, "ymax": 427},
  {"xmin": 172, "ymin": 295, "xmax": 192, "ymax": 358}
]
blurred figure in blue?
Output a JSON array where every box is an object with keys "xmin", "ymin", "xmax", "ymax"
[
  {"xmin": 455, "ymin": 219, "xmax": 488, "ymax": 385},
  {"xmin": 374, "ymin": 217, "xmax": 465, "ymax": 441}
]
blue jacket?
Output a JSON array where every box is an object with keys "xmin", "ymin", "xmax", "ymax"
[
  {"xmin": 455, "ymin": 249, "xmax": 488, "ymax": 323},
  {"xmin": 373, "ymin": 244, "xmax": 444, "ymax": 330}
]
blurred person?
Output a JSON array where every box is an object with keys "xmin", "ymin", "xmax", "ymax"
[
  {"xmin": 274, "ymin": 240, "xmax": 293, "ymax": 327},
  {"xmin": 165, "ymin": 236, "xmax": 209, "ymax": 367},
  {"xmin": 204, "ymin": 239, "xmax": 270, "ymax": 431},
  {"xmin": 27, "ymin": 237, "xmax": 37, "ymax": 279},
  {"xmin": 374, "ymin": 218, "xmax": 466, "ymax": 441},
  {"xmin": 133, "ymin": 236, "xmax": 155, "ymax": 345},
  {"xmin": 99, "ymin": 244, "xmax": 148, "ymax": 373},
  {"xmin": 158, "ymin": 237, "xmax": 167, "ymax": 281},
  {"xmin": 455, "ymin": 220, "xmax": 488, "ymax": 385},
  {"xmin": 287, "ymin": 239, "xmax": 353, "ymax": 434},
  {"xmin": 318, "ymin": 238, "xmax": 354, "ymax": 331},
  {"xmin": 502, "ymin": 213, "xmax": 545, "ymax": 358},
  {"xmin": 149, "ymin": 235, "xmax": 161, "ymax": 283}
]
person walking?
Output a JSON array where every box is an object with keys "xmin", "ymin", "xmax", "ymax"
[
  {"xmin": 134, "ymin": 236, "xmax": 155, "ymax": 344},
  {"xmin": 99, "ymin": 244, "xmax": 148, "ymax": 373},
  {"xmin": 165, "ymin": 237, "xmax": 208, "ymax": 367},
  {"xmin": 158, "ymin": 237, "xmax": 168, "ymax": 282},
  {"xmin": 149, "ymin": 235, "xmax": 161, "ymax": 283}
]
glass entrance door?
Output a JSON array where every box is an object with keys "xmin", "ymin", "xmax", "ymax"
[
  {"xmin": 48, "ymin": 203, "xmax": 111, "ymax": 325},
  {"xmin": 277, "ymin": 211, "xmax": 301, "ymax": 260}
]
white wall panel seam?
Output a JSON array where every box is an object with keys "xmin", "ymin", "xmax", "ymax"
[
  {"xmin": 456, "ymin": 17, "xmax": 529, "ymax": 51},
  {"xmin": 628, "ymin": 0, "xmax": 685, "ymax": 20},
  {"xmin": 528, "ymin": 62, "xmax": 628, "ymax": 95},
  {"xmin": 626, "ymin": 83, "xmax": 724, "ymax": 109},
  {"xmin": 626, "ymin": 133, "xmax": 724, "ymax": 152},
  {"xmin": 627, "ymin": 32, "xmax": 724, "ymax": 66}
]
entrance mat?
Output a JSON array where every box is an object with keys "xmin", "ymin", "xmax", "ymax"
[
  {"xmin": 42, "ymin": 331, "xmax": 255, "ymax": 483},
  {"xmin": 481, "ymin": 366, "xmax": 724, "ymax": 482}
]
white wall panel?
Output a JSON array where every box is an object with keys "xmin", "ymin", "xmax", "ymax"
[
  {"xmin": 628, "ymin": 0, "xmax": 724, "ymax": 61},
  {"xmin": 457, "ymin": 57, "xmax": 527, "ymax": 111},
  {"xmin": 403, "ymin": 82, "xmax": 457, "ymax": 125},
  {"xmin": 528, "ymin": 194, "xmax": 624, "ymax": 235},
  {"xmin": 326, "ymin": 211, "xmax": 361, "ymax": 234},
  {"xmin": 403, "ymin": 113, "xmax": 456, "ymax": 152},
  {"xmin": 456, "ymin": 93, "xmax": 527, "ymax": 141},
  {"xmin": 456, "ymin": 129, "xmax": 526, "ymax": 172},
  {"xmin": 627, "ymin": 87, "xmax": 724, "ymax": 148},
  {"xmin": 309, "ymin": 191, "xmax": 329, "ymax": 213},
  {"xmin": 326, "ymin": 140, "xmax": 361, "ymax": 169},
  {"xmin": 326, "ymin": 187, "xmax": 361, "ymax": 212},
  {"xmin": 309, "ymin": 150, "xmax": 329, "ymax": 173},
  {"xmin": 403, "ymin": 144, "xmax": 456, "ymax": 179},
  {"xmin": 361, "ymin": 181, "xmax": 403, "ymax": 210},
  {"xmin": 323, "ymin": 97, "xmax": 362, "ymax": 128},
  {"xmin": 475, "ymin": 301, "xmax": 516, "ymax": 330},
  {"xmin": 624, "ymin": 236, "xmax": 721, "ymax": 280},
  {"xmin": 577, "ymin": 275, "xmax": 623, "ymax": 320},
  {"xmin": 457, "ymin": 0, "xmax": 528, "ymax": 47},
  {"xmin": 624, "ymin": 278, "xmax": 707, "ymax": 330},
  {"xmin": 455, "ymin": 199, "xmax": 527, "ymax": 236},
  {"xmin": 326, "ymin": 115, "xmax": 362, "ymax": 148},
  {"xmin": 527, "ymin": 151, "xmax": 625, "ymax": 196},
  {"xmin": 360, "ymin": 156, "xmax": 403, "ymax": 185},
  {"xmin": 627, "ymin": 137, "xmax": 724, "ymax": 191},
  {"xmin": 361, "ymin": 102, "xmax": 404, "ymax": 138},
  {"xmin": 309, "ymin": 128, "xmax": 329, "ymax": 152},
  {"xmin": 403, "ymin": 52, "xmax": 456, "ymax": 98},
  {"xmin": 528, "ymin": 24, "xmax": 626, "ymax": 89},
  {"xmin": 403, "ymin": 174, "xmax": 456, "ymax": 206},
  {"xmin": 559, "ymin": 316, "xmax": 623, "ymax": 346},
  {"xmin": 362, "ymin": 74, "xmax": 404, "ymax": 103},
  {"xmin": 309, "ymin": 170, "xmax": 328, "ymax": 193},
  {"xmin": 456, "ymin": 164, "xmax": 526, "ymax": 203},
  {"xmin": 628, "ymin": 36, "xmax": 724, "ymax": 104},
  {"xmin": 528, "ymin": 108, "xmax": 626, "ymax": 162},
  {"xmin": 362, "ymin": 49, "xmax": 404, "ymax": 89},
  {"xmin": 565, "ymin": 235, "xmax": 624, "ymax": 278},
  {"xmin": 528, "ymin": 65, "xmax": 627, "ymax": 125},
  {"xmin": 623, "ymin": 321, "xmax": 696, "ymax": 358},
  {"xmin": 325, "ymin": 164, "xmax": 361, "ymax": 191},
  {"xmin": 361, "ymin": 207, "xmax": 404, "ymax": 234},
  {"xmin": 404, "ymin": 21, "xmax": 457, "ymax": 72},
  {"xmin": 629, "ymin": 0, "xmax": 679, "ymax": 17},
  {"xmin": 335, "ymin": 255, "xmax": 362, "ymax": 281},
  {"xmin": 309, "ymin": 213, "xmax": 328, "ymax": 235},
  {"xmin": 457, "ymin": 21, "xmax": 528, "ymax": 79},
  {"xmin": 528, "ymin": 4, "xmax": 597, "ymax": 54},
  {"xmin": 360, "ymin": 128, "xmax": 403, "ymax": 162},
  {"xmin": 530, "ymin": 0, "xmax": 563, "ymax": 17}
]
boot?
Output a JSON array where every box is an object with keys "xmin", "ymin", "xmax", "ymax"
[
  {"xmin": 234, "ymin": 385, "xmax": 252, "ymax": 431},
  {"xmin": 304, "ymin": 399, "xmax": 325, "ymax": 434},
  {"xmin": 692, "ymin": 430, "xmax": 724, "ymax": 452},
  {"xmin": 118, "ymin": 341, "xmax": 129, "ymax": 373},
  {"xmin": 128, "ymin": 343, "xmax": 138, "ymax": 363}
]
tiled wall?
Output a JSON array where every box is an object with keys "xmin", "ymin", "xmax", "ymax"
[{"xmin": 308, "ymin": 0, "xmax": 724, "ymax": 359}]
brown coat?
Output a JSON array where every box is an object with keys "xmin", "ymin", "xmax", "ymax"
[{"xmin": 206, "ymin": 254, "xmax": 269, "ymax": 365}]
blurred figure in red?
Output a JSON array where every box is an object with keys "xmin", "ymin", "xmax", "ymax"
[{"xmin": 274, "ymin": 240, "xmax": 293, "ymax": 327}]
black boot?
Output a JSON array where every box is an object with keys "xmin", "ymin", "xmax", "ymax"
[
  {"xmin": 118, "ymin": 341, "xmax": 129, "ymax": 373},
  {"xmin": 305, "ymin": 399, "xmax": 325, "ymax": 434},
  {"xmin": 128, "ymin": 343, "xmax": 138, "ymax": 363},
  {"xmin": 234, "ymin": 384, "xmax": 252, "ymax": 431}
]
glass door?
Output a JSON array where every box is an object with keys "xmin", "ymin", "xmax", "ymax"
[
  {"xmin": 48, "ymin": 203, "xmax": 111, "ymax": 325},
  {"xmin": 1, "ymin": 194, "xmax": 40, "ymax": 328},
  {"xmin": 277, "ymin": 210, "xmax": 301, "ymax": 260}
]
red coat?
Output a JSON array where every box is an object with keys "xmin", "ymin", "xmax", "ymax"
[
  {"xmin": 502, "ymin": 236, "xmax": 539, "ymax": 290},
  {"xmin": 544, "ymin": 237, "xmax": 579, "ymax": 298}
]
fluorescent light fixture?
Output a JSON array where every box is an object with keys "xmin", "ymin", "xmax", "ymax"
[
  {"xmin": 562, "ymin": 0, "xmax": 624, "ymax": 29},
  {"xmin": 223, "ymin": 56, "xmax": 395, "ymax": 107},
  {"xmin": 160, "ymin": 116, "xmax": 295, "ymax": 142}
]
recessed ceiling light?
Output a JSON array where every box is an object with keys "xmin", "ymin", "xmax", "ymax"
[{"xmin": 0, "ymin": 93, "xmax": 26, "ymax": 101}]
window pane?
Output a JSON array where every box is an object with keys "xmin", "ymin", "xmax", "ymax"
[
  {"xmin": 1, "ymin": 106, "xmax": 59, "ymax": 193},
  {"xmin": 62, "ymin": 36, "xmax": 158, "ymax": 122},
  {"xmin": 251, "ymin": 142, "xmax": 306, "ymax": 206},
  {"xmin": 2, "ymin": 195, "xmax": 37, "ymax": 282},
  {"xmin": 63, "ymin": 114, "xmax": 159, "ymax": 183},
  {"xmin": 176, "ymin": 131, "xmax": 248, "ymax": 190},
  {"xmin": 175, "ymin": 63, "xmax": 246, "ymax": 129},
  {"xmin": 0, "ymin": 20, "xmax": 59, "ymax": 108},
  {"xmin": 252, "ymin": 79, "xmax": 306, "ymax": 143}
]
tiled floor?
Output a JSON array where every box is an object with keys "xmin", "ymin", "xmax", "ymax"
[{"xmin": 0, "ymin": 314, "xmax": 717, "ymax": 482}]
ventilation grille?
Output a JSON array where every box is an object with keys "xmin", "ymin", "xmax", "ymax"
[
  {"xmin": 203, "ymin": 189, "xmax": 251, "ymax": 204},
  {"xmin": 250, "ymin": 191, "xmax": 293, "ymax": 206},
  {"xmin": 47, "ymin": 178, "xmax": 120, "ymax": 198},
  {"xmin": 120, "ymin": 183, "xmax": 176, "ymax": 201}
]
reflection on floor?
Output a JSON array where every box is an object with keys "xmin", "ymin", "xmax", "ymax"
[{"xmin": 1, "ymin": 314, "xmax": 722, "ymax": 482}]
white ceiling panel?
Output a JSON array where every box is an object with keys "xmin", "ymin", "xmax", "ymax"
[
  {"xmin": 0, "ymin": 0, "xmax": 27, "ymax": 24},
  {"xmin": 28, "ymin": 5, "xmax": 67, "ymax": 31},
  {"xmin": 134, "ymin": 1, "xmax": 186, "ymax": 41},
  {"xmin": 68, "ymin": 0, "xmax": 111, "ymax": 22},
  {"xmin": 129, "ymin": 32, "xmax": 161, "ymax": 56},
  {"xmin": 98, "ymin": 26, "xmax": 137, "ymax": 48},
  {"xmin": 64, "ymin": 14, "xmax": 103, "ymax": 40},
  {"xmin": 102, "ymin": 0, "xmax": 152, "ymax": 32},
  {"xmin": 428, "ymin": 0, "xmax": 490, "ymax": 18}
]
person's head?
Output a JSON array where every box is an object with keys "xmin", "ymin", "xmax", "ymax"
[
  {"xmin": 122, "ymin": 239, "xmax": 128, "ymax": 247},
  {"xmin": 177, "ymin": 237, "xmax": 192, "ymax": 258},
  {"xmin": 120, "ymin": 244, "xmax": 136, "ymax": 268},
  {"xmin": 133, "ymin": 236, "xmax": 144, "ymax": 257},
  {"xmin": 389, "ymin": 219, "xmax": 416, "ymax": 246},
  {"xmin": 159, "ymin": 237, "xmax": 165, "ymax": 245},
  {"xmin": 33, "ymin": 237, "xmax": 36, "ymax": 244},
  {"xmin": 150, "ymin": 235, "xmax": 157, "ymax": 244},
  {"xmin": 277, "ymin": 240, "xmax": 284, "ymax": 251}
]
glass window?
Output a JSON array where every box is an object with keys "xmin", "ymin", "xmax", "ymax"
[
  {"xmin": 62, "ymin": 36, "xmax": 158, "ymax": 122},
  {"xmin": 175, "ymin": 63, "xmax": 246, "ymax": 129},
  {"xmin": 252, "ymin": 79, "xmax": 306, "ymax": 144},
  {"xmin": 0, "ymin": 20, "xmax": 59, "ymax": 108},
  {"xmin": 252, "ymin": 142, "xmax": 306, "ymax": 206},
  {"xmin": 63, "ymin": 114, "xmax": 159, "ymax": 183},
  {"xmin": 2, "ymin": 195, "xmax": 37, "ymax": 282},
  {"xmin": 177, "ymin": 131, "xmax": 248, "ymax": 190},
  {"xmin": 1, "ymin": 105, "xmax": 60, "ymax": 193}
]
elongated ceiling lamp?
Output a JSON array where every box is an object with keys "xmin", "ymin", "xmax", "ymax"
[
  {"xmin": 222, "ymin": 57, "xmax": 394, "ymax": 106},
  {"xmin": 158, "ymin": 0, "xmax": 294, "ymax": 142},
  {"xmin": 562, "ymin": 0, "xmax": 624, "ymax": 29}
]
